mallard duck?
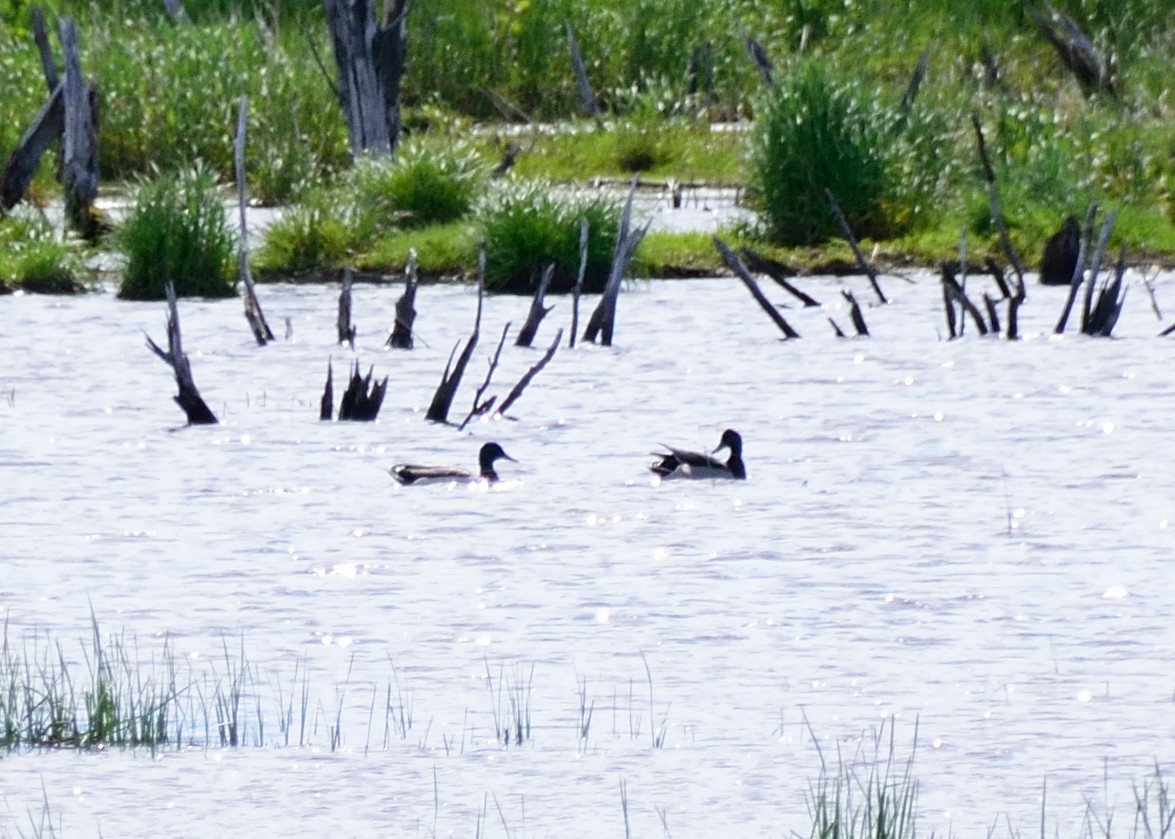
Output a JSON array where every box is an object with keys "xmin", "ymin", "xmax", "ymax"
[
  {"xmin": 650, "ymin": 429, "xmax": 746, "ymax": 480},
  {"xmin": 391, "ymin": 442, "xmax": 517, "ymax": 486}
]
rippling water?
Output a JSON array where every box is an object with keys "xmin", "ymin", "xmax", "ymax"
[{"xmin": 1, "ymin": 272, "xmax": 1173, "ymax": 838}]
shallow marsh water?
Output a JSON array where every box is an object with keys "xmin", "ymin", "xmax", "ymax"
[{"xmin": 1, "ymin": 272, "xmax": 1173, "ymax": 837}]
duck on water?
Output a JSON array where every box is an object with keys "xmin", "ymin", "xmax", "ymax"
[
  {"xmin": 650, "ymin": 429, "xmax": 746, "ymax": 480},
  {"xmin": 391, "ymin": 442, "xmax": 517, "ymax": 486}
]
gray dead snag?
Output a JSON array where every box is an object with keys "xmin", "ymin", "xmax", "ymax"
[
  {"xmin": 457, "ymin": 322, "xmax": 511, "ymax": 432},
  {"xmin": 564, "ymin": 21, "xmax": 599, "ymax": 120},
  {"xmin": 160, "ymin": 0, "xmax": 191, "ymax": 24},
  {"xmin": 828, "ymin": 317, "xmax": 846, "ymax": 338},
  {"xmin": 425, "ymin": 244, "xmax": 484, "ymax": 424},
  {"xmin": 1026, "ymin": 1, "xmax": 1114, "ymax": 96},
  {"xmin": 31, "ymin": 8, "xmax": 58, "ymax": 93},
  {"xmin": 1080, "ymin": 210, "xmax": 1116, "ymax": 334},
  {"xmin": 336, "ymin": 360, "xmax": 387, "ymax": 420},
  {"xmin": 714, "ymin": 236, "xmax": 799, "ymax": 339},
  {"xmin": 899, "ymin": 48, "xmax": 930, "ymax": 115},
  {"xmin": 983, "ymin": 293, "xmax": 1001, "ymax": 335},
  {"xmin": 1087, "ymin": 249, "xmax": 1128, "ymax": 337},
  {"xmin": 1054, "ymin": 204, "xmax": 1097, "ymax": 335},
  {"xmin": 59, "ymin": 18, "xmax": 99, "ymax": 240},
  {"xmin": 739, "ymin": 26, "xmax": 774, "ymax": 86},
  {"xmin": 1040, "ymin": 214, "xmax": 1080, "ymax": 285},
  {"xmin": 584, "ymin": 178, "xmax": 649, "ymax": 346},
  {"xmin": 387, "ymin": 250, "xmax": 417, "ymax": 349},
  {"xmin": 971, "ymin": 116, "xmax": 1028, "ymax": 306},
  {"xmin": 516, "ymin": 263, "xmax": 555, "ymax": 348},
  {"xmin": 842, "ymin": 289, "xmax": 869, "ymax": 336},
  {"xmin": 569, "ymin": 217, "xmax": 588, "ymax": 349},
  {"xmin": 338, "ymin": 266, "xmax": 356, "ymax": 347},
  {"xmin": 324, "ymin": 0, "xmax": 411, "ymax": 158},
  {"xmin": 319, "ymin": 360, "xmax": 334, "ymax": 420},
  {"xmin": 825, "ymin": 189, "xmax": 888, "ymax": 305},
  {"xmin": 145, "ymin": 281, "xmax": 218, "ymax": 425},
  {"xmin": 940, "ymin": 264, "xmax": 988, "ymax": 338},
  {"xmin": 739, "ymin": 246, "xmax": 820, "ymax": 307},
  {"xmin": 1, "ymin": 85, "xmax": 63, "ymax": 211},
  {"xmin": 234, "ymin": 97, "xmax": 274, "ymax": 346},
  {"xmin": 497, "ymin": 328, "xmax": 563, "ymax": 418}
]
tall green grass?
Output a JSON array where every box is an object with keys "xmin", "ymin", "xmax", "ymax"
[
  {"xmin": 0, "ymin": 209, "xmax": 86, "ymax": 293},
  {"xmin": 114, "ymin": 164, "xmax": 236, "ymax": 299}
]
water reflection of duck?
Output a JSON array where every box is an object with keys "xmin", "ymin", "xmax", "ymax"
[
  {"xmin": 391, "ymin": 442, "xmax": 517, "ymax": 486},
  {"xmin": 650, "ymin": 429, "xmax": 746, "ymax": 480}
]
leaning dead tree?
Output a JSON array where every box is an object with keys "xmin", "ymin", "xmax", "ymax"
[
  {"xmin": 320, "ymin": 359, "xmax": 388, "ymax": 421},
  {"xmin": 516, "ymin": 263, "xmax": 555, "ymax": 348},
  {"xmin": 386, "ymin": 251, "xmax": 417, "ymax": 349},
  {"xmin": 739, "ymin": 25, "xmax": 774, "ymax": 86},
  {"xmin": 714, "ymin": 236, "xmax": 800, "ymax": 340},
  {"xmin": 457, "ymin": 322, "xmax": 510, "ymax": 431},
  {"xmin": 739, "ymin": 246, "xmax": 820, "ymax": 307},
  {"xmin": 826, "ymin": 189, "xmax": 888, "ymax": 305},
  {"xmin": 426, "ymin": 243, "xmax": 484, "ymax": 423},
  {"xmin": 497, "ymin": 328, "xmax": 563, "ymax": 418},
  {"xmin": 145, "ymin": 281, "xmax": 218, "ymax": 425},
  {"xmin": 564, "ymin": 21, "xmax": 599, "ymax": 120},
  {"xmin": 1026, "ymin": 1, "xmax": 1114, "ymax": 96},
  {"xmin": 324, "ymin": 0, "xmax": 411, "ymax": 158},
  {"xmin": 234, "ymin": 96, "xmax": 274, "ymax": 346},
  {"xmin": 583, "ymin": 179, "xmax": 650, "ymax": 346},
  {"xmin": 971, "ymin": 115, "xmax": 1027, "ymax": 338}
]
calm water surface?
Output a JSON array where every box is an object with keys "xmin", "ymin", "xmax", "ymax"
[{"xmin": 1, "ymin": 272, "xmax": 1173, "ymax": 837}]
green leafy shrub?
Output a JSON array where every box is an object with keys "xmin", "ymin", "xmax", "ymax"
[
  {"xmin": 348, "ymin": 139, "xmax": 487, "ymax": 230},
  {"xmin": 0, "ymin": 209, "xmax": 86, "ymax": 294},
  {"xmin": 479, "ymin": 180, "xmax": 620, "ymax": 294},
  {"xmin": 254, "ymin": 189, "xmax": 363, "ymax": 276},
  {"xmin": 114, "ymin": 165, "xmax": 236, "ymax": 300},
  {"xmin": 748, "ymin": 61, "xmax": 898, "ymax": 246}
]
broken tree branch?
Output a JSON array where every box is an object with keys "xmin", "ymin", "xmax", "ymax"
[
  {"xmin": 714, "ymin": 236, "xmax": 800, "ymax": 339},
  {"xmin": 145, "ymin": 281, "xmax": 217, "ymax": 425}
]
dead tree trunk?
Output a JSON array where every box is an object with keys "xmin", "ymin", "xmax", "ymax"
[
  {"xmin": 584, "ymin": 179, "xmax": 649, "ymax": 346},
  {"xmin": 1, "ymin": 85, "xmax": 63, "ymax": 211},
  {"xmin": 715, "ymin": 236, "xmax": 800, "ymax": 339},
  {"xmin": 569, "ymin": 217, "xmax": 588, "ymax": 349},
  {"xmin": 1026, "ymin": 1, "xmax": 1114, "ymax": 96},
  {"xmin": 387, "ymin": 250, "xmax": 417, "ymax": 348},
  {"xmin": 564, "ymin": 21, "xmax": 599, "ymax": 119},
  {"xmin": 320, "ymin": 361, "xmax": 334, "ymax": 420},
  {"xmin": 516, "ymin": 263, "xmax": 555, "ymax": 348},
  {"xmin": 842, "ymin": 289, "xmax": 869, "ymax": 336},
  {"xmin": 234, "ymin": 96, "xmax": 273, "ymax": 346},
  {"xmin": 739, "ymin": 246, "xmax": 820, "ymax": 307},
  {"xmin": 31, "ymin": 8, "xmax": 59, "ymax": 93},
  {"xmin": 498, "ymin": 328, "xmax": 563, "ymax": 418},
  {"xmin": 339, "ymin": 266, "xmax": 356, "ymax": 347},
  {"xmin": 59, "ymin": 18, "xmax": 100, "ymax": 240},
  {"xmin": 145, "ymin": 281, "xmax": 218, "ymax": 425},
  {"xmin": 336, "ymin": 361, "xmax": 388, "ymax": 420},
  {"xmin": 425, "ymin": 244, "xmax": 483, "ymax": 423},
  {"xmin": 826, "ymin": 189, "xmax": 887, "ymax": 304},
  {"xmin": 324, "ymin": 0, "xmax": 410, "ymax": 158},
  {"xmin": 457, "ymin": 322, "xmax": 510, "ymax": 431}
]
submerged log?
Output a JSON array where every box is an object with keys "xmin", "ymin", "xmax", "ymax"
[
  {"xmin": 324, "ymin": 0, "xmax": 410, "ymax": 158},
  {"xmin": 387, "ymin": 251, "xmax": 417, "ymax": 349},
  {"xmin": 826, "ymin": 189, "xmax": 887, "ymax": 305},
  {"xmin": 584, "ymin": 178, "xmax": 649, "ymax": 346},
  {"xmin": 145, "ymin": 281, "xmax": 218, "ymax": 425},
  {"xmin": 59, "ymin": 18, "xmax": 100, "ymax": 240},
  {"xmin": 739, "ymin": 247, "xmax": 820, "ymax": 307},
  {"xmin": 1040, "ymin": 214, "xmax": 1080, "ymax": 286},
  {"xmin": 338, "ymin": 266, "xmax": 356, "ymax": 347},
  {"xmin": 497, "ymin": 328, "xmax": 563, "ymax": 418},
  {"xmin": 714, "ymin": 236, "xmax": 799, "ymax": 339},
  {"xmin": 516, "ymin": 263, "xmax": 555, "ymax": 348},
  {"xmin": 234, "ymin": 96, "xmax": 274, "ymax": 346},
  {"xmin": 426, "ymin": 244, "xmax": 484, "ymax": 423}
]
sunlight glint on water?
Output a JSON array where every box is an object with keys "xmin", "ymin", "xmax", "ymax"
[{"xmin": 0, "ymin": 274, "xmax": 1173, "ymax": 837}]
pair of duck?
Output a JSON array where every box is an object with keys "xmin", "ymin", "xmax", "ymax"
[{"xmin": 390, "ymin": 429, "xmax": 746, "ymax": 486}]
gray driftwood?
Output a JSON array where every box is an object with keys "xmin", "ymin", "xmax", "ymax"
[
  {"xmin": 714, "ymin": 236, "xmax": 799, "ymax": 339},
  {"xmin": 584, "ymin": 178, "xmax": 650, "ymax": 346},
  {"xmin": 387, "ymin": 250, "xmax": 418, "ymax": 348},
  {"xmin": 338, "ymin": 266, "xmax": 356, "ymax": 347},
  {"xmin": 516, "ymin": 263, "xmax": 555, "ymax": 348},
  {"xmin": 426, "ymin": 244, "xmax": 484, "ymax": 423},
  {"xmin": 324, "ymin": 0, "xmax": 411, "ymax": 158},
  {"xmin": 234, "ymin": 96, "xmax": 274, "ymax": 346},
  {"xmin": 145, "ymin": 282, "xmax": 218, "ymax": 425}
]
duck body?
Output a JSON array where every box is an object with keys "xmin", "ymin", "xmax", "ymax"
[
  {"xmin": 651, "ymin": 429, "xmax": 746, "ymax": 480},
  {"xmin": 391, "ymin": 442, "xmax": 516, "ymax": 486}
]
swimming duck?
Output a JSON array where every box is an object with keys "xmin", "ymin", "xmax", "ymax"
[
  {"xmin": 650, "ymin": 428, "xmax": 746, "ymax": 480},
  {"xmin": 390, "ymin": 442, "xmax": 517, "ymax": 486}
]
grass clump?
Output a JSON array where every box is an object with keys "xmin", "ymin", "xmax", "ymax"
[
  {"xmin": 349, "ymin": 139, "xmax": 488, "ymax": 230},
  {"xmin": 748, "ymin": 61, "xmax": 902, "ymax": 247},
  {"xmin": 479, "ymin": 180, "xmax": 620, "ymax": 294},
  {"xmin": 114, "ymin": 164, "xmax": 236, "ymax": 300},
  {"xmin": 0, "ymin": 209, "xmax": 86, "ymax": 294},
  {"xmin": 254, "ymin": 189, "xmax": 362, "ymax": 276}
]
